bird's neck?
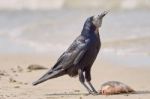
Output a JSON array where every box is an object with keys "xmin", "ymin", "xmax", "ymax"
[
  {"xmin": 81, "ymin": 27, "xmax": 100, "ymax": 38},
  {"xmin": 81, "ymin": 25, "xmax": 96, "ymax": 37}
]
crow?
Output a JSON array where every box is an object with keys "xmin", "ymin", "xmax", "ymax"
[{"xmin": 33, "ymin": 11, "xmax": 108, "ymax": 95}]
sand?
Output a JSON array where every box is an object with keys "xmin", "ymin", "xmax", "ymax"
[{"xmin": 0, "ymin": 54, "xmax": 150, "ymax": 99}]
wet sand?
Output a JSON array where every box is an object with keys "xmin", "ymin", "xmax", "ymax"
[{"xmin": 0, "ymin": 54, "xmax": 150, "ymax": 99}]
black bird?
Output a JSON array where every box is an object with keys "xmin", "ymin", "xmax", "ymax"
[{"xmin": 33, "ymin": 11, "xmax": 108, "ymax": 95}]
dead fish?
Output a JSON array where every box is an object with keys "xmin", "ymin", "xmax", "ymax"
[
  {"xmin": 100, "ymin": 81, "xmax": 135, "ymax": 95},
  {"xmin": 27, "ymin": 64, "xmax": 47, "ymax": 71}
]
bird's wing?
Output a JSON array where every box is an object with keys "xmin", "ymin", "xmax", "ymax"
[
  {"xmin": 32, "ymin": 37, "xmax": 90, "ymax": 85},
  {"xmin": 51, "ymin": 37, "xmax": 90, "ymax": 71}
]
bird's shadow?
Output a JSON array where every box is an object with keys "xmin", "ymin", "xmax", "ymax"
[
  {"xmin": 46, "ymin": 92, "xmax": 88, "ymax": 96},
  {"xmin": 131, "ymin": 90, "xmax": 150, "ymax": 95},
  {"xmin": 46, "ymin": 90, "xmax": 150, "ymax": 96}
]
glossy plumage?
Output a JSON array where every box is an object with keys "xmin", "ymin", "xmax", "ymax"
[{"xmin": 33, "ymin": 11, "xmax": 108, "ymax": 95}]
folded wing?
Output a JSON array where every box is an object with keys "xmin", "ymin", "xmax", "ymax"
[{"xmin": 33, "ymin": 36, "xmax": 90, "ymax": 85}]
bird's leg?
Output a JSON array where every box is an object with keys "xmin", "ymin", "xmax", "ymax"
[
  {"xmin": 85, "ymin": 70, "xmax": 99, "ymax": 95},
  {"xmin": 78, "ymin": 69, "xmax": 93, "ymax": 94},
  {"xmin": 87, "ymin": 81, "xmax": 98, "ymax": 94}
]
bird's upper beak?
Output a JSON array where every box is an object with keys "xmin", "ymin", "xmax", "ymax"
[
  {"xmin": 92, "ymin": 10, "xmax": 109, "ymax": 28},
  {"xmin": 98, "ymin": 11, "xmax": 109, "ymax": 19}
]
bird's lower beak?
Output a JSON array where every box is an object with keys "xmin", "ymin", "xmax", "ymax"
[{"xmin": 99, "ymin": 11, "xmax": 109, "ymax": 18}]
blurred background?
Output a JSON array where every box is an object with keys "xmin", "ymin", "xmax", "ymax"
[{"xmin": 0, "ymin": 0, "xmax": 150, "ymax": 68}]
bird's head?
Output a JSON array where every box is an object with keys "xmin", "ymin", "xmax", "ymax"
[
  {"xmin": 92, "ymin": 11, "xmax": 108, "ymax": 28},
  {"xmin": 82, "ymin": 11, "xmax": 108, "ymax": 34}
]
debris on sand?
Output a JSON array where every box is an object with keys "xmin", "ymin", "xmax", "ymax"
[
  {"xmin": 74, "ymin": 90, "xmax": 80, "ymax": 92},
  {"xmin": 100, "ymin": 81, "xmax": 135, "ymax": 95},
  {"xmin": 0, "ymin": 70, "xmax": 9, "ymax": 76},
  {"xmin": 17, "ymin": 66, "xmax": 23, "ymax": 72},
  {"xmin": 9, "ymin": 77, "xmax": 27, "ymax": 85},
  {"xmin": 9, "ymin": 77, "xmax": 17, "ymax": 83},
  {"xmin": 27, "ymin": 64, "xmax": 48, "ymax": 71},
  {"xmin": 10, "ymin": 66, "xmax": 24, "ymax": 73},
  {"xmin": 14, "ymin": 86, "xmax": 20, "ymax": 88},
  {"xmin": 10, "ymin": 68, "xmax": 17, "ymax": 73},
  {"xmin": 0, "ymin": 71, "xmax": 5, "ymax": 76},
  {"xmin": 79, "ymin": 96, "xmax": 82, "ymax": 99}
]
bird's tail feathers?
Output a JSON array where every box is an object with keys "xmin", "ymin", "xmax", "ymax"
[{"xmin": 32, "ymin": 69, "xmax": 64, "ymax": 86}]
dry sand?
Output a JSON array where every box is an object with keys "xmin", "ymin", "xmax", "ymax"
[{"xmin": 0, "ymin": 54, "xmax": 150, "ymax": 99}]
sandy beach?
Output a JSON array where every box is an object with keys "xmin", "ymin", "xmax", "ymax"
[
  {"xmin": 0, "ymin": 54, "xmax": 150, "ymax": 99},
  {"xmin": 0, "ymin": 6, "xmax": 150, "ymax": 99}
]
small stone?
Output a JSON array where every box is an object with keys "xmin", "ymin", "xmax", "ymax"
[
  {"xmin": 24, "ymin": 83, "xmax": 28, "ymax": 85},
  {"xmin": 17, "ymin": 66, "xmax": 23, "ymax": 72},
  {"xmin": 0, "ymin": 72, "xmax": 5, "ymax": 76},
  {"xmin": 0, "ymin": 70, "xmax": 8, "ymax": 76},
  {"xmin": 14, "ymin": 86, "xmax": 20, "ymax": 88},
  {"xmin": 74, "ymin": 90, "xmax": 80, "ymax": 92},
  {"xmin": 9, "ymin": 77, "xmax": 17, "ymax": 83},
  {"xmin": 79, "ymin": 97, "xmax": 82, "ymax": 99},
  {"xmin": 17, "ymin": 82, "xmax": 23, "ymax": 84},
  {"xmin": 10, "ymin": 68, "xmax": 16, "ymax": 73}
]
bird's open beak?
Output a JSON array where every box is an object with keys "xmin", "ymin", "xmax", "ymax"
[{"xmin": 99, "ymin": 10, "xmax": 109, "ymax": 18}]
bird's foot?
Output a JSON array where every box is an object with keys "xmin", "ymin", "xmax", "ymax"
[{"xmin": 89, "ymin": 91, "xmax": 100, "ymax": 95}]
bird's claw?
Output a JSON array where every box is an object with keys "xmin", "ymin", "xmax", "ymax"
[{"xmin": 89, "ymin": 91, "xmax": 100, "ymax": 95}]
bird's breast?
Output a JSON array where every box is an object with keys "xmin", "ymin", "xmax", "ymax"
[{"xmin": 78, "ymin": 36, "xmax": 101, "ymax": 69}]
